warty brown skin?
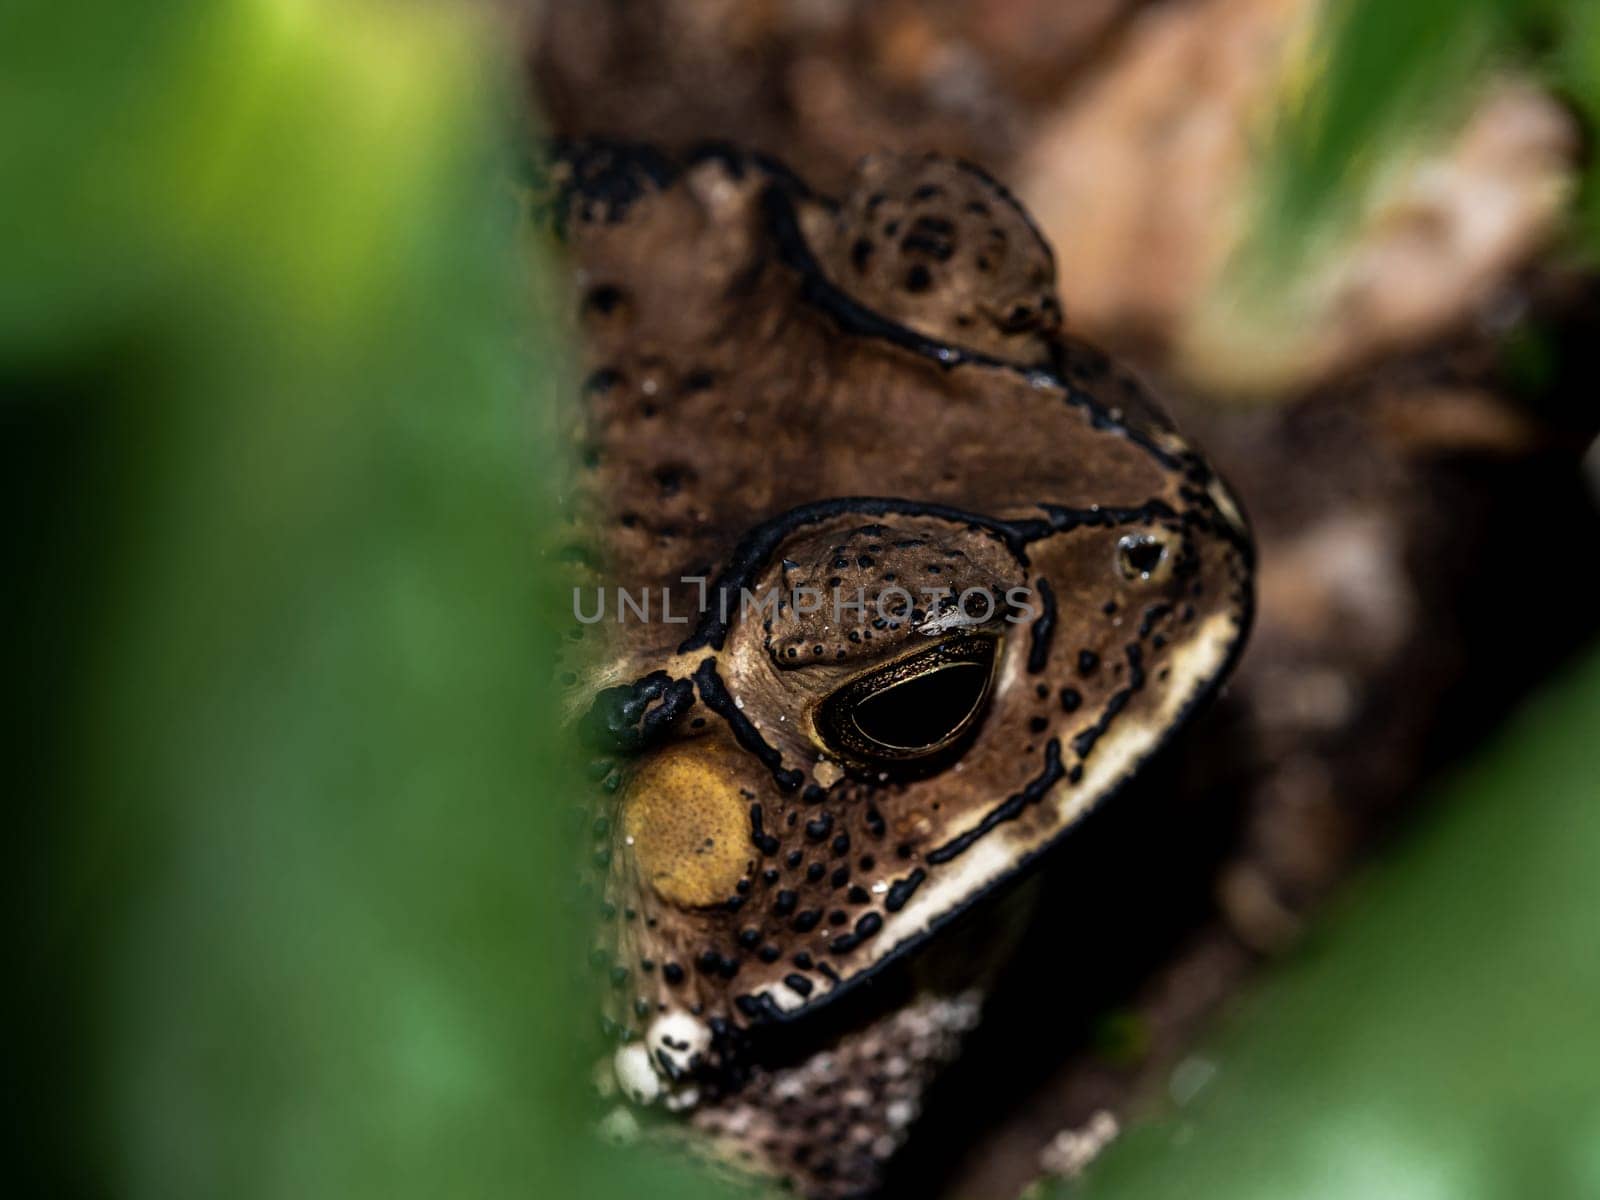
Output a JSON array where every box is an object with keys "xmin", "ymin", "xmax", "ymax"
[{"xmin": 543, "ymin": 142, "xmax": 1253, "ymax": 1195}]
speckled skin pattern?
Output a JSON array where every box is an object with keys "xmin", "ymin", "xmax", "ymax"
[{"xmin": 542, "ymin": 143, "xmax": 1254, "ymax": 1196}]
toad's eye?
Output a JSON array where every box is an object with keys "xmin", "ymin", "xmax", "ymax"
[{"xmin": 816, "ymin": 635, "xmax": 997, "ymax": 768}]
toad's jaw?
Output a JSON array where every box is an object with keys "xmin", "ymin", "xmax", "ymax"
[{"xmin": 868, "ymin": 606, "xmax": 1246, "ymax": 988}]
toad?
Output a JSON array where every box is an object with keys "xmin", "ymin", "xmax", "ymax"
[{"xmin": 542, "ymin": 142, "xmax": 1253, "ymax": 1196}]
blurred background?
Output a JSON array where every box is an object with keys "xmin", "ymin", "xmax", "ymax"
[{"xmin": 5, "ymin": 1, "xmax": 1598, "ymax": 1198}]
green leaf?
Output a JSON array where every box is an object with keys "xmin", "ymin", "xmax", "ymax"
[
  {"xmin": 3, "ymin": 2, "xmax": 739, "ymax": 1197},
  {"xmin": 1044, "ymin": 644, "xmax": 1600, "ymax": 1200}
]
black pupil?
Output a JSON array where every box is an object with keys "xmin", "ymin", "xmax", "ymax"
[
  {"xmin": 1122, "ymin": 536, "xmax": 1165, "ymax": 576},
  {"xmin": 851, "ymin": 662, "xmax": 990, "ymax": 751}
]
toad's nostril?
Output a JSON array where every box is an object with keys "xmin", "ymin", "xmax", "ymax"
[{"xmin": 1117, "ymin": 533, "xmax": 1168, "ymax": 581}]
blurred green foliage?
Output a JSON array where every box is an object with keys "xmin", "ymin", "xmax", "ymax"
[
  {"xmin": 1045, "ymin": 645, "xmax": 1600, "ymax": 1200},
  {"xmin": 2, "ymin": 1, "xmax": 730, "ymax": 1197},
  {"xmin": 1254, "ymin": 0, "xmax": 1600, "ymax": 272},
  {"xmin": 1561, "ymin": 1, "xmax": 1600, "ymax": 248}
]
